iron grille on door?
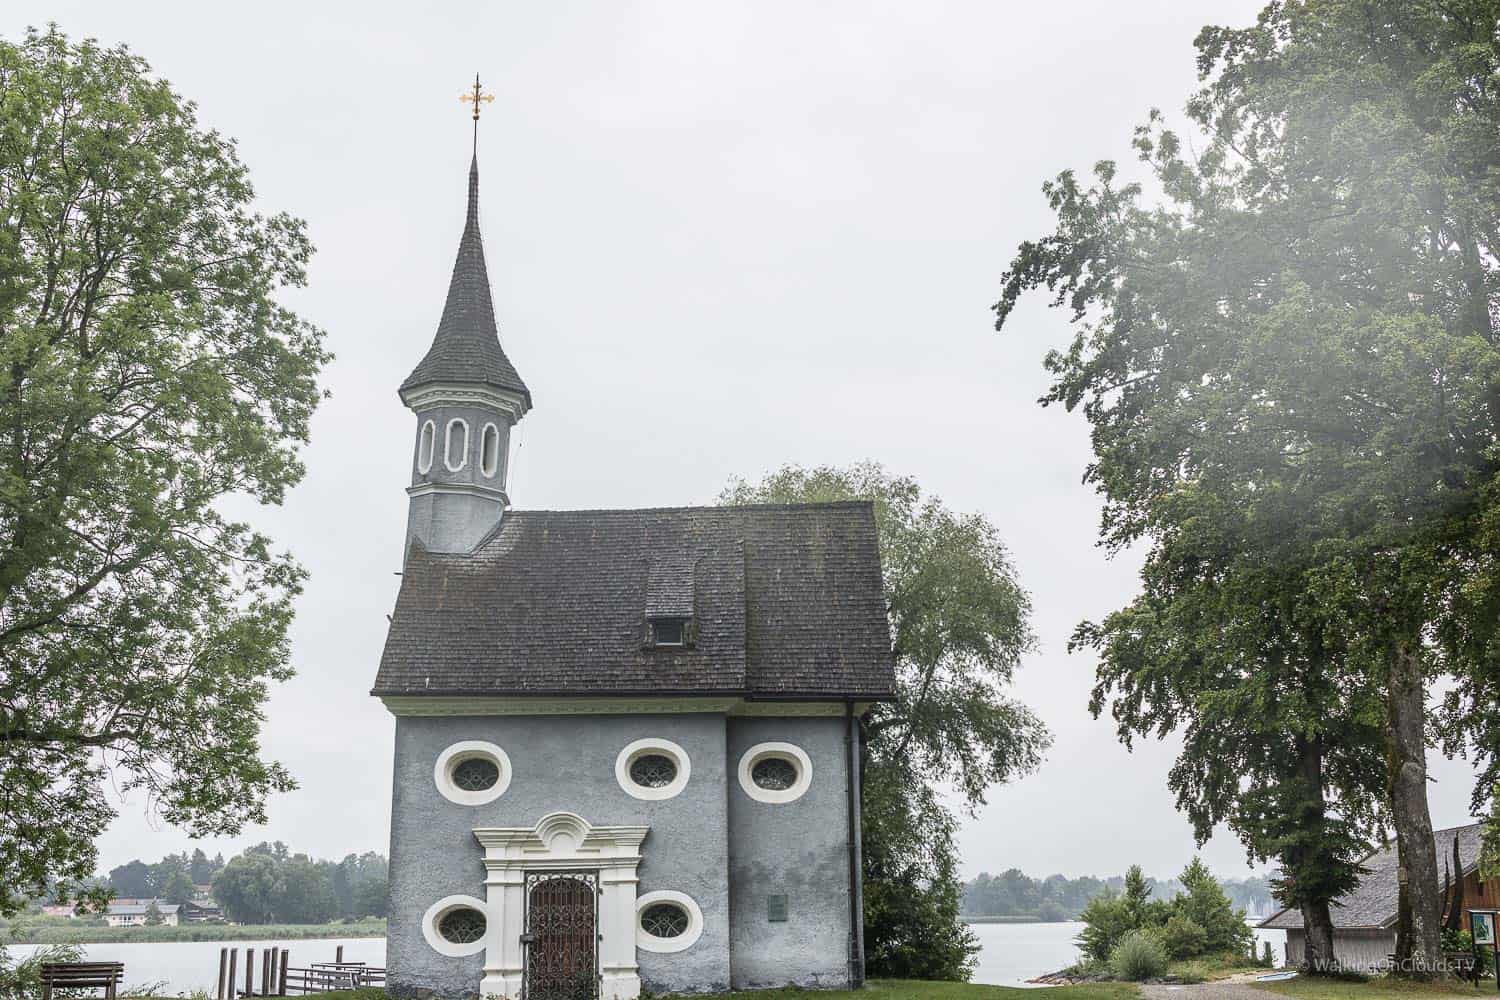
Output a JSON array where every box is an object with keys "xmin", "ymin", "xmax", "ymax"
[{"xmin": 523, "ymin": 871, "xmax": 599, "ymax": 1000}]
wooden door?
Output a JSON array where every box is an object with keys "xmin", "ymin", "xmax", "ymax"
[{"xmin": 524, "ymin": 873, "xmax": 597, "ymax": 1000}]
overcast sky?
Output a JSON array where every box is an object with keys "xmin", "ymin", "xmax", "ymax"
[{"xmin": 6, "ymin": 1, "xmax": 1483, "ymax": 884}]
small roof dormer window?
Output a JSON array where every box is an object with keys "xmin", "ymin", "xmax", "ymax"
[
  {"xmin": 649, "ymin": 617, "xmax": 688, "ymax": 648},
  {"xmin": 645, "ymin": 555, "xmax": 696, "ymax": 650}
]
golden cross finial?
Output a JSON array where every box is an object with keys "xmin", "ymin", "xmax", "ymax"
[{"xmin": 460, "ymin": 73, "xmax": 494, "ymax": 123}]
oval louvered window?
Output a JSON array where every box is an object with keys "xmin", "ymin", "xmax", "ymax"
[
  {"xmin": 751, "ymin": 757, "xmax": 799, "ymax": 791},
  {"xmin": 480, "ymin": 423, "xmax": 500, "ymax": 478},
  {"xmin": 438, "ymin": 907, "xmax": 486, "ymax": 944},
  {"xmin": 629, "ymin": 754, "xmax": 678, "ymax": 789},
  {"xmin": 452, "ymin": 756, "xmax": 499, "ymax": 791},
  {"xmin": 444, "ymin": 418, "xmax": 469, "ymax": 471},
  {"xmin": 417, "ymin": 420, "xmax": 436, "ymax": 473},
  {"xmin": 640, "ymin": 902, "xmax": 689, "ymax": 939}
]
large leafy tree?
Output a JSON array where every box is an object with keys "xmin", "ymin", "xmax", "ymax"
[
  {"xmin": 0, "ymin": 27, "xmax": 328, "ymax": 916},
  {"xmin": 995, "ymin": 0, "xmax": 1500, "ymax": 975},
  {"xmin": 721, "ymin": 462, "xmax": 1048, "ymax": 980}
]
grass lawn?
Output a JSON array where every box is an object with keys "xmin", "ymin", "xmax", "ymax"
[
  {"xmin": 1256, "ymin": 977, "xmax": 1500, "ymax": 999},
  {"xmin": 278, "ymin": 983, "xmax": 1141, "ymax": 1000}
]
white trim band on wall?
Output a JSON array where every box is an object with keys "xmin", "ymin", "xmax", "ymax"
[
  {"xmin": 635, "ymin": 890, "xmax": 704, "ymax": 953},
  {"xmin": 737, "ymin": 741, "xmax": 813, "ymax": 804},
  {"xmin": 614, "ymin": 737, "xmax": 691, "ymax": 801},
  {"xmin": 421, "ymin": 894, "xmax": 489, "ymax": 957},
  {"xmin": 434, "ymin": 740, "xmax": 512, "ymax": 805}
]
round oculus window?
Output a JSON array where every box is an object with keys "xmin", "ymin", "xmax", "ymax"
[
  {"xmin": 438, "ymin": 907, "xmax": 486, "ymax": 944},
  {"xmin": 451, "ymin": 756, "xmax": 499, "ymax": 791},
  {"xmin": 614, "ymin": 738, "xmax": 690, "ymax": 800},
  {"xmin": 433, "ymin": 741, "xmax": 511, "ymax": 805},
  {"xmin": 751, "ymin": 756, "xmax": 798, "ymax": 791},
  {"xmin": 629, "ymin": 753, "xmax": 678, "ymax": 789},
  {"xmin": 640, "ymin": 902, "xmax": 689, "ymax": 939},
  {"xmin": 737, "ymin": 742, "xmax": 813, "ymax": 804}
]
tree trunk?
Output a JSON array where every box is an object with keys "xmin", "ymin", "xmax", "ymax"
[
  {"xmin": 1394, "ymin": 854, "xmax": 1411, "ymax": 966},
  {"xmin": 1445, "ymin": 833, "xmax": 1465, "ymax": 933},
  {"xmin": 1289, "ymin": 733, "xmax": 1336, "ymax": 973},
  {"xmin": 1387, "ymin": 638, "xmax": 1442, "ymax": 977},
  {"xmin": 1301, "ymin": 898, "xmax": 1337, "ymax": 974}
]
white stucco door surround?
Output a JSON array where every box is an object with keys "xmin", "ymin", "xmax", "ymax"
[{"xmin": 472, "ymin": 812, "xmax": 649, "ymax": 999}]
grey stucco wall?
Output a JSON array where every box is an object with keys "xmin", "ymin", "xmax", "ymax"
[
  {"xmin": 726, "ymin": 716, "xmax": 854, "ymax": 990},
  {"xmin": 387, "ymin": 713, "xmax": 732, "ymax": 998}
]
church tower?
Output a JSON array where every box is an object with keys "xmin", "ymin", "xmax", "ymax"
[{"xmin": 399, "ymin": 151, "xmax": 530, "ymax": 555}]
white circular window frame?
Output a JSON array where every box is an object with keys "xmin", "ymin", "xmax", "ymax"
[
  {"xmin": 434, "ymin": 740, "xmax": 511, "ymax": 806},
  {"xmin": 421, "ymin": 894, "xmax": 489, "ymax": 957},
  {"xmin": 636, "ymin": 890, "xmax": 704, "ymax": 953},
  {"xmin": 615, "ymin": 737, "xmax": 690, "ymax": 801},
  {"xmin": 737, "ymin": 741, "xmax": 812, "ymax": 804}
]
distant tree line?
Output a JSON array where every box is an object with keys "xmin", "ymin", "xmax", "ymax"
[
  {"xmin": 962, "ymin": 867, "xmax": 1273, "ymax": 920},
  {"xmin": 102, "ymin": 845, "xmax": 387, "ymax": 925},
  {"xmin": 107, "ymin": 848, "xmax": 225, "ymax": 903}
]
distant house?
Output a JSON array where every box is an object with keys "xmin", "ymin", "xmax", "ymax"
[
  {"xmin": 104, "ymin": 901, "xmax": 180, "ymax": 927},
  {"xmin": 179, "ymin": 899, "xmax": 222, "ymax": 923},
  {"xmin": 38, "ymin": 904, "xmax": 76, "ymax": 919},
  {"xmin": 1259, "ymin": 822, "xmax": 1498, "ymax": 972}
]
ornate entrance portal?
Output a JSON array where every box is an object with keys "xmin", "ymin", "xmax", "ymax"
[
  {"xmin": 473, "ymin": 813, "xmax": 648, "ymax": 998},
  {"xmin": 524, "ymin": 871, "xmax": 598, "ymax": 999}
]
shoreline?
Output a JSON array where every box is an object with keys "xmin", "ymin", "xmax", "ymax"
[{"xmin": 2, "ymin": 923, "xmax": 386, "ymax": 947}]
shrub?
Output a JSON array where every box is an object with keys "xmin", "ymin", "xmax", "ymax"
[
  {"xmin": 1111, "ymin": 929, "xmax": 1169, "ymax": 981},
  {"xmin": 1173, "ymin": 858, "xmax": 1252, "ymax": 956},
  {"xmin": 0, "ymin": 942, "xmax": 85, "ymax": 999},
  {"xmin": 1076, "ymin": 892, "xmax": 1135, "ymax": 963},
  {"xmin": 1158, "ymin": 914, "xmax": 1209, "ymax": 959}
]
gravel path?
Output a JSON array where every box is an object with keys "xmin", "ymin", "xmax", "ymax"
[{"xmin": 1139, "ymin": 982, "xmax": 1270, "ymax": 1000}]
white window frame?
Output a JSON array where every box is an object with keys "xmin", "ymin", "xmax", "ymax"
[
  {"xmin": 480, "ymin": 422, "xmax": 501, "ymax": 478},
  {"xmin": 421, "ymin": 894, "xmax": 490, "ymax": 957},
  {"xmin": 614, "ymin": 737, "xmax": 690, "ymax": 801},
  {"xmin": 444, "ymin": 417, "xmax": 470, "ymax": 472},
  {"xmin": 635, "ymin": 890, "xmax": 704, "ymax": 954},
  {"xmin": 737, "ymin": 741, "xmax": 813, "ymax": 804},
  {"xmin": 417, "ymin": 420, "xmax": 436, "ymax": 474},
  {"xmin": 434, "ymin": 740, "xmax": 511, "ymax": 806}
]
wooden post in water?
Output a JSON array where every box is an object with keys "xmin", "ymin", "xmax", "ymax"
[
  {"xmin": 226, "ymin": 948, "xmax": 238, "ymax": 999},
  {"xmin": 217, "ymin": 947, "xmax": 228, "ymax": 1000},
  {"xmin": 261, "ymin": 949, "xmax": 271, "ymax": 995},
  {"xmin": 278, "ymin": 949, "xmax": 290, "ymax": 996},
  {"xmin": 335, "ymin": 944, "xmax": 344, "ymax": 964},
  {"xmin": 244, "ymin": 948, "xmax": 254, "ymax": 998}
]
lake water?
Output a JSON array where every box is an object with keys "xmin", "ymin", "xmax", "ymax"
[{"xmin": 7, "ymin": 923, "xmax": 1287, "ymax": 994}]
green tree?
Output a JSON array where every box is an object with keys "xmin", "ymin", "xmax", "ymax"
[
  {"xmin": 721, "ymin": 463, "xmax": 1048, "ymax": 980},
  {"xmin": 993, "ymin": 0, "xmax": 1500, "ymax": 974},
  {"xmin": 212, "ymin": 852, "xmax": 282, "ymax": 924},
  {"xmin": 1174, "ymin": 857, "xmax": 1251, "ymax": 956},
  {"xmin": 105, "ymin": 860, "xmax": 154, "ymax": 899},
  {"xmin": 142, "ymin": 900, "xmax": 163, "ymax": 926},
  {"xmin": 0, "ymin": 27, "xmax": 328, "ymax": 918},
  {"xmin": 159, "ymin": 870, "xmax": 194, "ymax": 906}
]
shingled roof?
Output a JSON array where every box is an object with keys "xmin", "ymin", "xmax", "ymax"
[
  {"xmin": 1259, "ymin": 823, "xmax": 1484, "ymax": 931},
  {"xmin": 372, "ymin": 502, "xmax": 896, "ymax": 700},
  {"xmin": 400, "ymin": 156, "xmax": 530, "ymax": 404}
]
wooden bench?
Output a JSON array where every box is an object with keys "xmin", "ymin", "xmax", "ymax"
[{"xmin": 40, "ymin": 962, "xmax": 125, "ymax": 1000}]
